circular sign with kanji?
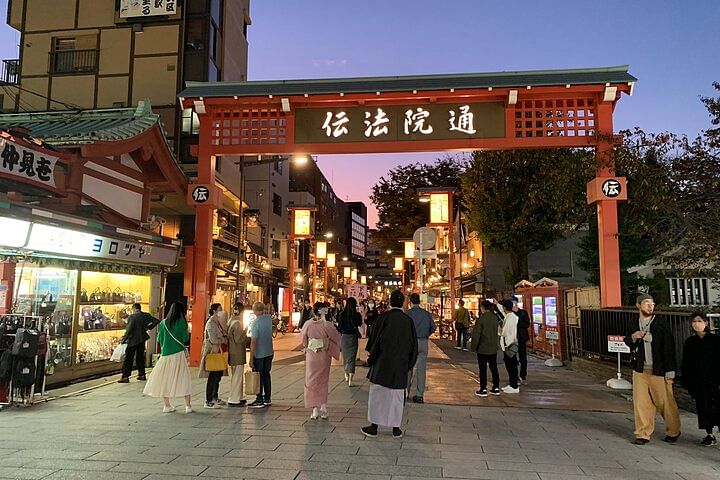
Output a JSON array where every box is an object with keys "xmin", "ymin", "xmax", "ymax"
[
  {"xmin": 601, "ymin": 179, "xmax": 622, "ymax": 198},
  {"xmin": 191, "ymin": 185, "xmax": 210, "ymax": 203}
]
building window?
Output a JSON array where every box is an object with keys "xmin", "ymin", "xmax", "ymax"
[
  {"xmin": 668, "ymin": 277, "xmax": 709, "ymax": 306},
  {"xmin": 272, "ymin": 240, "xmax": 281, "ymax": 260},
  {"xmin": 50, "ymin": 37, "xmax": 98, "ymax": 74},
  {"xmin": 181, "ymin": 108, "xmax": 200, "ymax": 135},
  {"xmin": 272, "ymin": 193, "xmax": 282, "ymax": 216}
]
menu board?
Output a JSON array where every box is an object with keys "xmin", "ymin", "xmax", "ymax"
[
  {"xmin": 532, "ymin": 296, "xmax": 543, "ymax": 323},
  {"xmin": 544, "ymin": 296, "xmax": 558, "ymax": 327}
]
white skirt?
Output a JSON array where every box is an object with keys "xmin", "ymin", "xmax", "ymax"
[{"xmin": 143, "ymin": 351, "xmax": 192, "ymax": 398}]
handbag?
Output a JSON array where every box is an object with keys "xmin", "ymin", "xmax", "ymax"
[
  {"xmin": 204, "ymin": 352, "xmax": 228, "ymax": 372},
  {"xmin": 244, "ymin": 369, "xmax": 260, "ymax": 395},
  {"xmin": 112, "ymin": 287, "xmax": 123, "ymax": 303},
  {"xmin": 80, "ymin": 289, "xmax": 88, "ymax": 303},
  {"xmin": 90, "ymin": 288, "xmax": 102, "ymax": 303},
  {"xmin": 110, "ymin": 343, "xmax": 127, "ymax": 362},
  {"xmin": 505, "ymin": 342, "xmax": 519, "ymax": 358}
]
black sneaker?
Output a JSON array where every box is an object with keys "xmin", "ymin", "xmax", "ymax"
[
  {"xmin": 263, "ymin": 400, "xmax": 272, "ymax": 406},
  {"xmin": 634, "ymin": 438, "xmax": 650, "ymax": 445},
  {"xmin": 475, "ymin": 389, "xmax": 488, "ymax": 397},
  {"xmin": 249, "ymin": 400, "xmax": 266, "ymax": 409},
  {"xmin": 490, "ymin": 387, "xmax": 501, "ymax": 395},
  {"xmin": 663, "ymin": 433, "xmax": 680, "ymax": 444},
  {"xmin": 411, "ymin": 396, "xmax": 424, "ymax": 403},
  {"xmin": 361, "ymin": 425, "xmax": 378, "ymax": 437},
  {"xmin": 227, "ymin": 400, "xmax": 247, "ymax": 407},
  {"xmin": 701, "ymin": 435, "xmax": 717, "ymax": 446},
  {"xmin": 392, "ymin": 427, "xmax": 403, "ymax": 438}
]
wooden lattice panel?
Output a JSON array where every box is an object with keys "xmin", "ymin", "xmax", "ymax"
[
  {"xmin": 211, "ymin": 109, "xmax": 287, "ymax": 146},
  {"xmin": 513, "ymin": 99, "xmax": 596, "ymax": 138}
]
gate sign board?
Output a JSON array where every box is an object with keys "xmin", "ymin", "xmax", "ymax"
[
  {"xmin": 0, "ymin": 137, "xmax": 60, "ymax": 191},
  {"xmin": 545, "ymin": 328, "xmax": 560, "ymax": 340},
  {"xmin": 120, "ymin": 0, "xmax": 177, "ymax": 18},
  {"xmin": 295, "ymin": 102, "xmax": 505, "ymax": 144},
  {"xmin": 607, "ymin": 335, "xmax": 630, "ymax": 353},
  {"xmin": 587, "ymin": 177, "xmax": 628, "ymax": 204}
]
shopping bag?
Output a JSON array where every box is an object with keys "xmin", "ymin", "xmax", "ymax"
[
  {"xmin": 110, "ymin": 343, "xmax": 127, "ymax": 362},
  {"xmin": 244, "ymin": 369, "xmax": 260, "ymax": 396},
  {"xmin": 204, "ymin": 352, "xmax": 228, "ymax": 372}
]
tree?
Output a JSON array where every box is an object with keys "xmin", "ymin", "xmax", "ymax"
[
  {"xmin": 370, "ymin": 156, "xmax": 466, "ymax": 252},
  {"xmin": 700, "ymin": 81, "xmax": 720, "ymax": 147},
  {"xmin": 462, "ymin": 148, "xmax": 595, "ymax": 285}
]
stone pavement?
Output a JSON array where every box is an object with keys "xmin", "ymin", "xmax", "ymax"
[{"xmin": 0, "ymin": 333, "xmax": 718, "ymax": 480}]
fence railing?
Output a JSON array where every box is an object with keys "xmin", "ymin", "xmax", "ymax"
[
  {"xmin": 49, "ymin": 49, "xmax": 98, "ymax": 74},
  {"xmin": 573, "ymin": 308, "xmax": 692, "ymax": 373},
  {"xmin": 0, "ymin": 59, "xmax": 18, "ymax": 84}
]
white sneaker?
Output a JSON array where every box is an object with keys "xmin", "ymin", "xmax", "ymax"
[
  {"xmin": 320, "ymin": 410, "xmax": 328, "ymax": 419},
  {"xmin": 185, "ymin": 406, "xmax": 193, "ymax": 414},
  {"xmin": 162, "ymin": 406, "xmax": 176, "ymax": 413},
  {"xmin": 502, "ymin": 386, "xmax": 520, "ymax": 394},
  {"xmin": 310, "ymin": 408, "xmax": 319, "ymax": 420},
  {"xmin": 204, "ymin": 402, "xmax": 221, "ymax": 409}
]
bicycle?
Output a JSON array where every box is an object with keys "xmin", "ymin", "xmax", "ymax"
[
  {"xmin": 271, "ymin": 314, "xmax": 288, "ymax": 338},
  {"xmin": 438, "ymin": 321, "xmax": 452, "ymax": 339}
]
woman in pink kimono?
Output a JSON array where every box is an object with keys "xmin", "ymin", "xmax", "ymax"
[{"xmin": 301, "ymin": 302, "xmax": 341, "ymax": 419}]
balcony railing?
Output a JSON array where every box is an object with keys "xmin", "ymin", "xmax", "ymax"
[
  {"xmin": 49, "ymin": 49, "xmax": 98, "ymax": 74},
  {"xmin": 0, "ymin": 59, "xmax": 18, "ymax": 84}
]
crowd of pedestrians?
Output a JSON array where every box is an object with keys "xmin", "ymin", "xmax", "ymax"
[{"xmin": 122, "ymin": 289, "xmax": 719, "ymax": 447}]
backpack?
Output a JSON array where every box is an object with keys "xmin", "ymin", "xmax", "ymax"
[
  {"xmin": 12, "ymin": 357, "xmax": 36, "ymax": 387},
  {"xmin": 12, "ymin": 329, "xmax": 39, "ymax": 358}
]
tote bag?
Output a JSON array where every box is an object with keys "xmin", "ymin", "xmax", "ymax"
[
  {"xmin": 205, "ymin": 352, "xmax": 228, "ymax": 372},
  {"xmin": 110, "ymin": 343, "xmax": 127, "ymax": 362},
  {"xmin": 244, "ymin": 369, "xmax": 260, "ymax": 395}
]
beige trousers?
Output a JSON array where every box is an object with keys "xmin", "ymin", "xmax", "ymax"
[
  {"xmin": 228, "ymin": 365, "xmax": 245, "ymax": 404},
  {"xmin": 632, "ymin": 370, "xmax": 681, "ymax": 440}
]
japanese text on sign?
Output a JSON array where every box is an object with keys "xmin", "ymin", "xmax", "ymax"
[
  {"xmin": 119, "ymin": 0, "xmax": 176, "ymax": 18},
  {"xmin": 0, "ymin": 138, "xmax": 58, "ymax": 189},
  {"xmin": 295, "ymin": 102, "xmax": 505, "ymax": 144},
  {"xmin": 607, "ymin": 335, "xmax": 630, "ymax": 353}
]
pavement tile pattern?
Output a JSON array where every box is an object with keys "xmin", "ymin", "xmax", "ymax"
[{"xmin": 0, "ymin": 335, "xmax": 718, "ymax": 479}]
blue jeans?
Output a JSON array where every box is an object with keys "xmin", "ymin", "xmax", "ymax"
[{"xmin": 253, "ymin": 355, "xmax": 273, "ymax": 403}]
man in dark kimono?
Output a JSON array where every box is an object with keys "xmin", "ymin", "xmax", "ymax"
[{"xmin": 362, "ymin": 290, "xmax": 418, "ymax": 439}]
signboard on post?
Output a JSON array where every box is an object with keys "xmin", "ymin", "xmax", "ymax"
[
  {"xmin": 545, "ymin": 328, "xmax": 560, "ymax": 340},
  {"xmin": 607, "ymin": 335, "xmax": 630, "ymax": 353}
]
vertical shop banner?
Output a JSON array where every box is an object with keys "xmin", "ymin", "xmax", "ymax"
[
  {"xmin": 544, "ymin": 296, "xmax": 558, "ymax": 327},
  {"xmin": 120, "ymin": 0, "xmax": 177, "ymax": 18},
  {"xmin": 0, "ymin": 137, "xmax": 60, "ymax": 191},
  {"xmin": 532, "ymin": 296, "xmax": 543, "ymax": 323}
]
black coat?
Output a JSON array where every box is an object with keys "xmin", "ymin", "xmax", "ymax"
[
  {"xmin": 337, "ymin": 310, "xmax": 362, "ymax": 336},
  {"xmin": 122, "ymin": 312, "xmax": 159, "ymax": 347},
  {"xmin": 515, "ymin": 308, "xmax": 530, "ymax": 342},
  {"xmin": 624, "ymin": 316, "xmax": 676, "ymax": 376},
  {"xmin": 366, "ymin": 308, "xmax": 418, "ymax": 389},
  {"xmin": 681, "ymin": 333, "xmax": 720, "ymax": 430}
]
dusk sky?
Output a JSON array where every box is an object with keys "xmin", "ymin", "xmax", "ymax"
[{"xmin": 0, "ymin": 1, "xmax": 718, "ymax": 227}]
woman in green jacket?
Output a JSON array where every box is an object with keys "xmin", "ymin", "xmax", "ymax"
[{"xmin": 143, "ymin": 302, "xmax": 193, "ymax": 413}]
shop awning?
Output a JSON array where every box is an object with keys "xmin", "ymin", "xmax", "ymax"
[{"xmin": 246, "ymin": 241, "xmax": 268, "ymax": 258}]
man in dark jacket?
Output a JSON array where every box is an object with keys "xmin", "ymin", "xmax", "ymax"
[
  {"xmin": 470, "ymin": 300, "xmax": 501, "ymax": 396},
  {"xmin": 623, "ymin": 293, "xmax": 681, "ymax": 445},
  {"xmin": 119, "ymin": 303, "xmax": 159, "ymax": 383},
  {"xmin": 362, "ymin": 290, "xmax": 418, "ymax": 439},
  {"xmin": 512, "ymin": 296, "xmax": 531, "ymax": 384}
]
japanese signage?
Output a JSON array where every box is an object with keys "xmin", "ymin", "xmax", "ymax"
[
  {"xmin": 607, "ymin": 335, "xmax": 630, "ymax": 353},
  {"xmin": 429, "ymin": 193, "xmax": 450, "ymax": 225},
  {"xmin": 346, "ymin": 284, "xmax": 369, "ymax": 301},
  {"xmin": 545, "ymin": 328, "xmax": 560, "ymax": 341},
  {"xmin": 0, "ymin": 137, "xmax": 60, "ymax": 191},
  {"xmin": 544, "ymin": 296, "xmax": 557, "ymax": 327},
  {"xmin": 586, "ymin": 176, "xmax": 628, "ymax": 204},
  {"xmin": 292, "ymin": 209, "xmax": 312, "ymax": 238},
  {"xmin": 393, "ymin": 257, "xmax": 404, "ymax": 272},
  {"xmin": 326, "ymin": 253, "xmax": 336, "ymax": 268},
  {"xmin": 25, "ymin": 223, "xmax": 178, "ymax": 267},
  {"xmin": 315, "ymin": 241, "xmax": 327, "ymax": 259},
  {"xmin": 295, "ymin": 102, "xmax": 505, "ymax": 144},
  {"xmin": 187, "ymin": 183, "xmax": 223, "ymax": 209},
  {"xmin": 120, "ymin": 0, "xmax": 177, "ymax": 18},
  {"xmin": 403, "ymin": 241, "xmax": 415, "ymax": 259}
]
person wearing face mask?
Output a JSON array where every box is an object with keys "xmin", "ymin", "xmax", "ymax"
[
  {"xmin": 681, "ymin": 311, "xmax": 720, "ymax": 447},
  {"xmin": 364, "ymin": 299, "xmax": 379, "ymax": 349}
]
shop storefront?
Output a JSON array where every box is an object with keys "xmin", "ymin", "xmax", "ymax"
[{"xmin": 0, "ymin": 204, "xmax": 179, "ymax": 386}]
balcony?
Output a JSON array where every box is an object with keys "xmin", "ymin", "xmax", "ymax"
[
  {"xmin": 0, "ymin": 59, "xmax": 18, "ymax": 85},
  {"xmin": 49, "ymin": 49, "xmax": 98, "ymax": 75}
]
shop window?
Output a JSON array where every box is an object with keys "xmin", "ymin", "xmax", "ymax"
[
  {"xmin": 76, "ymin": 272, "xmax": 151, "ymax": 364},
  {"xmin": 14, "ymin": 265, "xmax": 78, "ymax": 371}
]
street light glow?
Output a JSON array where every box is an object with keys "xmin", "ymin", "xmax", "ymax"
[{"xmin": 293, "ymin": 155, "xmax": 309, "ymax": 165}]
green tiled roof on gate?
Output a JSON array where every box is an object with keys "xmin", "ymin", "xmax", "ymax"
[
  {"xmin": 0, "ymin": 100, "xmax": 163, "ymax": 146},
  {"xmin": 179, "ymin": 65, "xmax": 637, "ymax": 99}
]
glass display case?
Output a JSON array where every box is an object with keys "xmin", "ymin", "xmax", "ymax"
[
  {"xmin": 14, "ymin": 266, "xmax": 78, "ymax": 372},
  {"xmin": 76, "ymin": 271, "xmax": 151, "ymax": 364}
]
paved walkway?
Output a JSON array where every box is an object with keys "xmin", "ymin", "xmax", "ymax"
[{"xmin": 0, "ymin": 333, "xmax": 718, "ymax": 479}]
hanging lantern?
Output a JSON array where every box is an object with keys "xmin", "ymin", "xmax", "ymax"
[
  {"xmin": 316, "ymin": 240, "xmax": 327, "ymax": 259},
  {"xmin": 327, "ymin": 252, "xmax": 336, "ymax": 268}
]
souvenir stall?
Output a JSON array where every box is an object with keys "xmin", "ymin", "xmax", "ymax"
[{"xmin": 0, "ymin": 314, "xmax": 47, "ymax": 408}]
